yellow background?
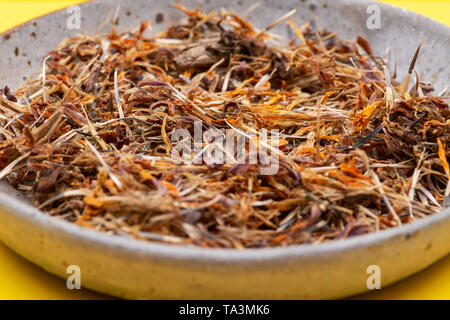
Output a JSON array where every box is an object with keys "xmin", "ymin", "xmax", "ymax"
[{"xmin": 0, "ymin": 0, "xmax": 449, "ymax": 299}]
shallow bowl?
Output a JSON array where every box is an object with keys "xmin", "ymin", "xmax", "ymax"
[{"xmin": 0, "ymin": 0, "xmax": 449, "ymax": 299}]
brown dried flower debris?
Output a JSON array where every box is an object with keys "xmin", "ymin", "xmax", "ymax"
[{"xmin": 0, "ymin": 5, "xmax": 449, "ymax": 248}]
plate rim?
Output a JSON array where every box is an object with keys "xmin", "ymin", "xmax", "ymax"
[{"xmin": 1, "ymin": 188, "xmax": 449, "ymax": 262}]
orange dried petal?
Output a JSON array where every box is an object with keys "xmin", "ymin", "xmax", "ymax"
[{"xmin": 437, "ymin": 138, "xmax": 450, "ymax": 179}]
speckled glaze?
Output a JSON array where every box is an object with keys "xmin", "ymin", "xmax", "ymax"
[{"xmin": 0, "ymin": 0, "xmax": 448, "ymax": 299}]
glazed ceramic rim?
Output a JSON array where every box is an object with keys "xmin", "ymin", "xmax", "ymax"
[
  {"xmin": 0, "ymin": 0, "xmax": 449, "ymax": 263},
  {"xmin": 1, "ymin": 190, "xmax": 449, "ymax": 263}
]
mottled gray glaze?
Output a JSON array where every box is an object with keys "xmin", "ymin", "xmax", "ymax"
[{"xmin": 0, "ymin": 0, "xmax": 448, "ymax": 299}]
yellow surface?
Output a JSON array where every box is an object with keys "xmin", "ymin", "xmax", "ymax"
[
  {"xmin": 0, "ymin": 0, "xmax": 449, "ymax": 300},
  {"xmin": 378, "ymin": 0, "xmax": 450, "ymax": 26}
]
